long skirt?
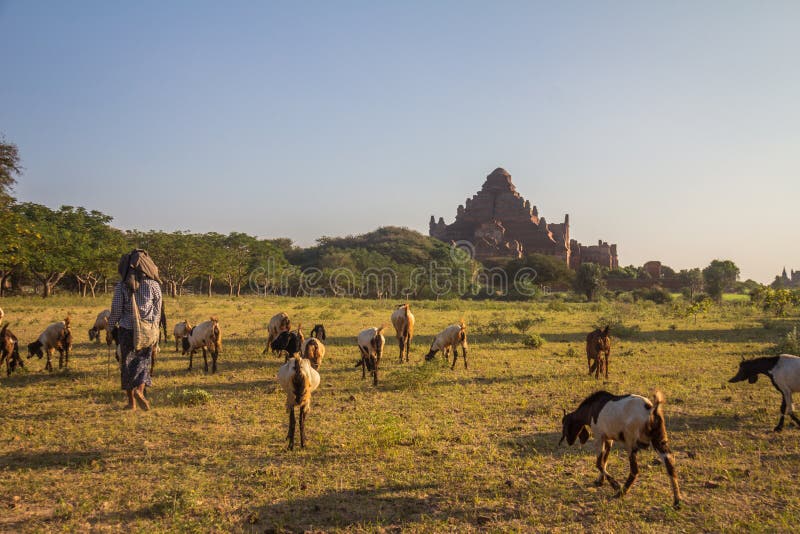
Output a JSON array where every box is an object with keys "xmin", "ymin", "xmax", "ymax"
[{"xmin": 118, "ymin": 327, "xmax": 153, "ymax": 390}]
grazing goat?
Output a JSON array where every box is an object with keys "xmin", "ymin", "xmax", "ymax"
[
  {"xmin": 173, "ymin": 320, "xmax": 192, "ymax": 352},
  {"xmin": 586, "ymin": 326, "xmax": 611, "ymax": 379},
  {"xmin": 264, "ymin": 312, "xmax": 291, "ymax": 355},
  {"xmin": 88, "ymin": 309, "xmax": 111, "ymax": 342},
  {"xmin": 28, "ymin": 318, "xmax": 73, "ymax": 372},
  {"xmin": 391, "ymin": 304, "xmax": 415, "ymax": 363},
  {"xmin": 310, "ymin": 324, "xmax": 327, "ymax": 341},
  {"xmin": 424, "ymin": 321, "xmax": 468, "ymax": 369},
  {"xmin": 560, "ymin": 390, "xmax": 681, "ymax": 508},
  {"xmin": 271, "ymin": 327, "xmax": 304, "ymax": 361},
  {"xmin": 0, "ymin": 324, "xmax": 23, "ymax": 376},
  {"xmin": 356, "ymin": 326, "xmax": 385, "ymax": 386},
  {"xmin": 301, "ymin": 337, "xmax": 325, "ymax": 370},
  {"xmin": 729, "ymin": 354, "xmax": 800, "ymax": 432},
  {"xmin": 277, "ymin": 355, "xmax": 320, "ymax": 449},
  {"xmin": 182, "ymin": 317, "xmax": 222, "ymax": 373}
]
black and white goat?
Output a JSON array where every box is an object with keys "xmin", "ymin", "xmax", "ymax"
[
  {"xmin": 310, "ymin": 324, "xmax": 326, "ymax": 341},
  {"xmin": 182, "ymin": 317, "xmax": 222, "ymax": 373},
  {"xmin": 729, "ymin": 354, "xmax": 800, "ymax": 432},
  {"xmin": 560, "ymin": 390, "xmax": 681, "ymax": 508},
  {"xmin": 28, "ymin": 318, "xmax": 73, "ymax": 372}
]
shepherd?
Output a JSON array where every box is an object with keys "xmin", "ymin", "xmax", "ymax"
[{"xmin": 107, "ymin": 249, "xmax": 163, "ymax": 411}]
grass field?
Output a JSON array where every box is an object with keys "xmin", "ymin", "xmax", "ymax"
[{"xmin": 1, "ymin": 295, "xmax": 799, "ymax": 532}]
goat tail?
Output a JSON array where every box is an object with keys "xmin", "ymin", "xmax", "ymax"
[
  {"xmin": 652, "ymin": 389, "xmax": 665, "ymax": 411},
  {"xmin": 292, "ymin": 356, "xmax": 308, "ymax": 407}
]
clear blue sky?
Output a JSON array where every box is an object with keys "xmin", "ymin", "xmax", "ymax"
[{"xmin": 2, "ymin": 1, "xmax": 798, "ymax": 283}]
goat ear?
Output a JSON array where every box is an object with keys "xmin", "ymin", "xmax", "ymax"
[
  {"xmin": 603, "ymin": 325, "xmax": 610, "ymax": 336},
  {"xmin": 578, "ymin": 426, "xmax": 590, "ymax": 444}
]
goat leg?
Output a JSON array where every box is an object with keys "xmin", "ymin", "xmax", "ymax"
[
  {"xmin": 288, "ymin": 408, "xmax": 295, "ymax": 450},
  {"xmin": 212, "ymin": 350, "xmax": 218, "ymax": 374},
  {"xmin": 299, "ymin": 405, "xmax": 306, "ymax": 449},
  {"xmin": 202, "ymin": 348, "xmax": 209, "ymax": 373},
  {"xmin": 619, "ymin": 450, "xmax": 639, "ymax": 497},
  {"xmin": 653, "ymin": 441, "xmax": 682, "ymax": 507},
  {"xmin": 775, "ymin": 397, "xmax": 787, "ymax": 432}
]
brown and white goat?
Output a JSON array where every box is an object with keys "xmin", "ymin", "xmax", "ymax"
[
  {"xmin": 357, "ymin": 326, "xmax": 385, "ymax": 386},
  {"xmin": 300, "ymin": 336, "xmax": 325, "ymax": 370},
  {"xmin": 586, "ymin": 326, "xmax": 611, "ymax": 379},
  {"xmin": 424, "ymin": 321, "xmax": 468, "ymax": 369},
  {"xmin": 88, "ymin": 309, "xmax": 111, "ymax": 342},
  {"xmin": 277, "ymin": 355, "xmax": 320, "ymax": 449},
  {"xmin": 182, "ymin": 317, "xmax": 222, "ymax": 373},
  {"xmin": 173, "ymin": 320, "xmax": 192, "ymax": 352},
  {"xmin": 28, "ymin": 318, "xmax": 73, "ymax": 372},
  {"xmin": 264, "ymin": 312, "xmax": 291, "ymax": 355},
  {"xmin": 0, "ymin": 324, "xmax": 23, "ymax": 376},
  {"xmin": 560, "ymin": 390, "xmax": 681, "ymax": 508},
  {"xmin": 391, "ymin": 303, "xmax": 415, "ymax": 363}
]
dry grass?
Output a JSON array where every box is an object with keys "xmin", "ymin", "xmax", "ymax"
[{"xmin": 1, "ymin": 295, "xmax": 799, "ymax": 532}]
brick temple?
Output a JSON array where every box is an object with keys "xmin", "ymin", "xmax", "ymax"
[{"xmin": 429, "ymin": 167, "xmax": 619, "ymax": 268}]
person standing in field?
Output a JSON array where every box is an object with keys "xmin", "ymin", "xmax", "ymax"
[{"xmin": 108, "ymin": 250, "xmax": 163, "ymax": 411}]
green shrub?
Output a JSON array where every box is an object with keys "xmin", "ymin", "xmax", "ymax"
[
  {"xmin": 512, "ymin": 317, "xmax": 544, "ymax": 334},
  {"xmin": 167, "ymin": 388, "xmax": 213, "ymax": 407},
  {"xmin": 523, "ymin": 333, "xmax": 546, "ymax": 349},
  {"xmin": 775, "ymin": 326, "xmax": 800, "ymax": 355},
  {"xmin": 595, "ymin": 315, "xmax": 641, "ymax": 338}
]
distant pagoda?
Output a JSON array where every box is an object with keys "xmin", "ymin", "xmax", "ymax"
[{"xmin": 428, "ymin": 167, "xmax": 618, "ymax": 268}]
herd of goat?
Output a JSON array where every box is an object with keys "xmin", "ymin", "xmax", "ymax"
[{"xmin": 1, "ymin": 303, "xmax": 799, "ymax": 508}]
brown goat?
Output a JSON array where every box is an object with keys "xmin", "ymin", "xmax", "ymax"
[
  {"xmin": 586, "ymin": 326, "xmax": 611, "ymax": 379},
  {"xmin": 0, "ymin": 324, "xmax": 23, "ymax": 376},
  {"xmin": 390, "ymin": 303, "xmax": 415, "ymax": 363}
]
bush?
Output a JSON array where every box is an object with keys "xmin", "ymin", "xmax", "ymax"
[
  {"xmin": 546, "ymin": 300, "xmax": 568, "ymax": 312},
  {"xmin": 775, "ymin": 326, "xmax": 800, "ymax": 355},
  {"xmin": 594, "ymin": 315, "xmax": 641, "ymax": 338},
  {"xmin": 167, "ymin": 388, "xmax": 213, "ymax": 407},
  {"xmin": 633, "ymin": 286, "xmax": 672, "ymax": 304},
  {"xmin": 512, "ymin": 317, "xmax": 545, "ymax": 334},
  {"xmin": 523, "ymin": 333, "xmax": 546, "ymax": 349}
]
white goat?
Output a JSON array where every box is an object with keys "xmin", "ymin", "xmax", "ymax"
[
  {"xmin": 424, "ymin": 321, "xmax": 468, "ymax": 369},
  {"xmin": 182, "ymin": 317, "xmax": 222, "ymax": 373},
  {"xmin": 88, "ymin": 309, "xmax": 111, "ymax": 342},
  {"xmin": 357, "ymin": 326, "xmax": 386, "ymax": 386},
  {"xmin": 264, "ymin": 312, "xmax": 291, "ymax": 355},
  {"xmin": 560, "ymin": 390, "xmax": 681, "ymax": 508},
  {"xmin": 391, "ymin": 303, "xmax": 415, "ymax": 363},
  {"xmin": 277, "ymin": 355, "xmax": 320, "ymax": 449},
  {"xmin": 173, "ymin": 320, "xmax": 192, "ymax": 352},
  {"xmin": 729, "ymin": 354, "xmax": 800, "ymax": 431},
  {"xmin": 28, "ymin": 318, "xmax": 73, "ymax": 372}
]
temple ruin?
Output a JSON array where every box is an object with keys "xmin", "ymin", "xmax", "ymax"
[{"xmin": 429, "ymin": 167, "xmax": 619, "ymax": 268}]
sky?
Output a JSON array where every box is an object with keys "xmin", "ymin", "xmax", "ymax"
[{"xmin": 1, "ymin": 1, "xmax": 798, "ymax": 283}]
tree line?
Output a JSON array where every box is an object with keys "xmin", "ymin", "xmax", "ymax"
[{"xmin": 0, "ymin": 135, "xmax": 768, "ymax": 301}]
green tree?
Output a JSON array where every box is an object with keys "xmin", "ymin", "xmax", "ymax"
[
  {"xmin": 677, "ymin": 268, "xmax": 704, "ymax": 300},
  {"xmin": 0, "ymin": 136, "xmax": 21, "ymax": 207},
  {"xmin": 220, "ymin": 232, "xmax": 257, "ymax": 297},
  {"xmin": 574, "ymin": 263, "xmax": 606, "ymax": 301},
  {"xmin": 702, "ymin": 260, "xmax": 740, "ymax": 303},
  {"xmin": 15, "ymin": 203, "xmax": 80, "ymax": 297},
  {"xmin": 67, "ymin": 207, "xmax": 126, "ymax": 297}
]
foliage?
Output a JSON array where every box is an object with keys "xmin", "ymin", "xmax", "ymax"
[
  {"xmin": 0, "ymin": 135, "xmax": 21, "ymax": 206},
  {"xmin": 751, "ymin": 286, "xmax": 800, "ymax": 316},
  {"xmin": 633, "ymin": 285, "xmax": 672, "ymax": 304},
  {"xmin": 167, "ymin": 388, "xmax": 213, "ymax": 406},
  {"xmin": 703, "ymin": 259, "xmax": 740, "ymax": 303},
  {"xmin": 574, "ymin": 263, "xmax": 606, "ymax": 301},
  {"xmin": 774, "ymin": 326, "xmax": 800, "ymax": 355},
  {"xmin": 523, "ymin": 333, "xmax": 546, "ymax": 349}
]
